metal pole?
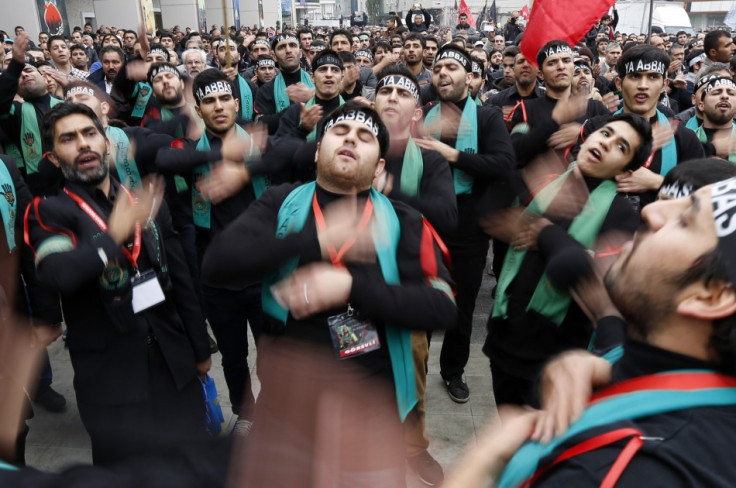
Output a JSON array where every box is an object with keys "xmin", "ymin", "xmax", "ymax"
[{"xmin": 647, "ymin": 0, "xmax": 654, "ymax": 38}]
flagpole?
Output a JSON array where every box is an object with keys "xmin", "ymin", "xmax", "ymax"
[{"xmin": 647, "ymin": 0, "xmax": 654, "ymax": 38}]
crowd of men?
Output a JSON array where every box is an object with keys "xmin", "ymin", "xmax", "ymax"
[{"xmin": 0, "ymin": 8, "xmax": 736, "ymax": 487}]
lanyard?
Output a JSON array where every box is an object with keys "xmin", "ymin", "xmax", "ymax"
[
  {"xmin": 64, "ymin": 186, "xmax": 142, "ymax": 270},
  {"xmin": 311, "ymin": 193, "xmax": 373, "ymax": 267},
  {"xmin": 506, "ymin": 99, "xmax": 528, "ymax": 125}
]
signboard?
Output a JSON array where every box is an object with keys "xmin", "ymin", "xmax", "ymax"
[
  {"xmin": 139, "ymin": 0, "xmax": 156, "ymax": 34},
  {"xmin": 36, "ymin": 0, "xmax": 70, "ymax": 37},
  {"xmin": 198, "ymin": 0, "xmax": 207, "ymax": 32},
  {"xmin": 233, "ymin": 0, "xmax": 241, "ymax": 29}
]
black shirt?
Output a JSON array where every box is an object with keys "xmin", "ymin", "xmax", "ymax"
[{"xmin": 255, "ymin": 68, "xmax": 309, "ymax": 135}]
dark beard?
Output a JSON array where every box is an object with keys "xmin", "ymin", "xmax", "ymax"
[{"xmin": 58, "ymin": 150, "xmax": 109, "ymax": 186}]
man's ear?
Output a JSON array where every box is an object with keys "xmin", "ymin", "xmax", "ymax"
[
  {"xmin": 614, "ymin": 76, "xmax": 622, "ymax": 92},
  {"xmin": 677, "ymin": 281, "xmax": 736, "ymax": 320},
  {"xmin": 314, "ymin": 142, "xmax": 320, "ymax": 164},
  {"xmin": 47, "ymin": 150, "xmax": 60, "ymax": 168}
]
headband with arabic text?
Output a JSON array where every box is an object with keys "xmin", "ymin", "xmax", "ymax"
[
  {"xmin": 710, "ymin": 177, "xmax": 736, "ymax": 288},
  {"xmin": 194, "ymin": 80, "xmax": 233, "ymax": 105},
  {"xmin": 376, "ymin": 75, "xmax": 420, "ymax": 104},
  {"xmin": 271, "ymin": 34, "xmax": 298, "ymax": 51},
  {"xmin": 322, "ymin": 108, "xmax": 380, "ymax": 137},
  {"xmin": 312, "ymin": 51, "xmax": 343, "ymax": 70},
  {"xmin": 65, "ymin": 85, "xmax": 96, "ymax": 99},
  {"xmin": 471, "ymin": 61, "xmax": 483, "ymax": 76},
  {"xmin": 149, "ymin": 63, "xmax": 181, "ymax": 84},
  {"xmin": 252, "ymin": 39, "xmax": 270, "ymax": 50},
  {"xmin": 538, "ymin": 43, "xmax": 572, "ymax": 65},
  {"xmin": 434, "ymin": 45, "xmax": 471, "ymax": 72},
  {"xmin": 623, "ymin": 58, "xmax": 666, "ymax": 76},
  {"xmin": 256, "ymin": 56, "xmax": 276, "ymax": 69},
  {"xmin": 701, "ymin": 76, "xmax": 736, "ymax": 100},
  {"xmin": 148, "ymin": 47, "xmax": 169, "ymax": 60},
  {"xmin": 355, "ymin": 49, "xmax": 374, "ymax": 62}
]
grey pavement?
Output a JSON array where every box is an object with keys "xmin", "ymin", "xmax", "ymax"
[{"xmin": 26, "ymin": 254, "xmax": 498, "ymax": 486}]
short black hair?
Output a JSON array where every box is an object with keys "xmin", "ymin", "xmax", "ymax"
[
  {"xmin": 297, "ymin": 28, "xmax": 312, "ymax": 40},
  {"xmin": 404, "ymin": 33, "xmax": 425, "ymax": 48},
  {"xmin": 99, "ymin": 45, "xmax": 125, "ymax": 60},
  {"xmin": 424, "ymin": 35, "xmax": 439, "ymax": 47},
  {"xmin": 48, "ymin": 35, "xmax": 66, "ymax": 48},
  {"xmin": 661, "ymin": 158, "xmax": 736, "ymax": 198},
  {"xmin": 329, "ymin": 29, "xmax": 352, "ymax": 47},
  {"xmin": 338, "ymin": 51, "xmax": 356, "ymax": 64},
  {"xmin": 159, "ymin": 30, "xmax": 174, "ymax": 41},
  {"xmin": 372, "ymin": 40, "xmax": 391, "ymax": 55},
  {"xmin": 42, "ymin": 102, "xmax": 105, "ymax": 150},
  {"xmin": 123, "ymin": 29, "xmax": 137, "ymax": 39},
  {"xmin": 704, "ymin": 30, "xmax": 730, "ymax": 58},
  {"xmin": 69, "ymin": 43, "xmax": 86, "ymax": 54}
]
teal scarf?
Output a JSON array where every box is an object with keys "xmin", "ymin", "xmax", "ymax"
[
  {"xmin": 273, "ymin": 70, "xmax": 314, "ymax": 113},
  {"xmin": 20, "ymin": 97, "xmax": 63, "ymax": 174},
  {"xmin": 237, "ymin": 74, "xmax": 254, "ymax": 121},
  {"xmin": 131, "ymin": 82, "xmax": 154, "ymax": 119},
  {"xmin": 492, "ymin": 165, "xmax": 618, "ymax": 325},
  {"xmin": 694, "ymin": 122, "xmax": 736, "ymax": 163},
  {"xmin": 261, "ymin": 182, "xmax": 417, "ymax": 421},
  {"xmin": 399, "ymin": 138, "xmax": 424, "ymax": 197},
  {"xmin": 616, "ymin": 109, "xmax": 677, "ymax": 175},
  {"xmin": 498, "ymin": 370, "xmax": 736, "ymax": 487},
  {"xmin": 192, "ymin": 126, "xmax": 267, "ymax": 229},
  {"xmin": 424, "ymin": 99, "xmax": 476, "ymax": 194},
  {"xmin": 106, "ymin": 126, "xmax": 142, "ymax": 189},
  {"xmin": 303, "ymin": 95, "xmax": 344, "ymax": 142},
  {"xmin": 685, "ymin": 115, "xmax": 700, "ymax": 131},
  {"xmin": 0, "ymin": 158, "xmax": 17, "ymax": 252}
]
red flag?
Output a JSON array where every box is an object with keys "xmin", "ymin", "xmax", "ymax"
[
  {"xmin": 519, "ymin": 0, "xmax": 616, "ymax": 66},
  {"xmin": 519, "ymin": 4, "xmax": 530, "ymax": 20},
  {"xmin": 459, "ymin": 0, "xmax": 476, "ymax": 27}
]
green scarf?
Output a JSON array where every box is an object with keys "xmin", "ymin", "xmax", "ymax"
[
  {"xmin": 20, "ymin": 97, "xmax": 63, "ymax": 174},
  {"xmin": 3, "ymin": 143, "xmax": 23, "ymax": 169},
  {"xmin": 237, "ymin": 74, "xmax": 254, "ymax": 121},
  {"xmin": 474, "ymin": 95, "xmax": 483, "ymax": 107},
  {"xmin": 302, "ymin": 95, "xmax": 344, "ymax": 142},
  {"xmin": 0, "ymin": 158, "xmax": 17, "ymax": 252},
  {"xmin": 685, "ymin": 115, "xmax": 700, "ymax": 131},
  {"xmin": 424, "ymin": 99, "xmax": 476, "ymax": 195},
  {"xmin": 131, "ymin": 82, "xmax": 154, "ymax": 119},
  {"xmin": 399, "ymin": 138, "xmax": 424, "ymax": 196},
  {"xmin": 492, "ymin": 165, "xmax": 618, "ymax": 325},
  {"xmin": 261, "ymin": 181, "xmax": 417, "ymax": 421},
  {"xmin": 106, "ymin": 126, "xmax": 142, "ymax": 189},
  {"xmin": 694, "ymin": 122, "xmax": 736, "ymax": 163},
  {"xmin": 273, "ymin": 69, "xmax": 314, "ymax": 113},
  {"xmin": 192, "ymin": 125, "xmax": 267, "ymax": 229},
  {"xmin": 616, "ymin": 108, "xmax": 677, "ymax": 175}
]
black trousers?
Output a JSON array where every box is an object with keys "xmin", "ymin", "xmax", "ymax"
[
  {"xmin": 439, "ymin": 243, "xmax": 489, "ymax": 380},
  {"xmin": 77, "ymin": 342, "xmax": 206, "ymax": 466},
  {"xmin": 490, "ymin": 360, "xmax": 537, "ymax": 407}
]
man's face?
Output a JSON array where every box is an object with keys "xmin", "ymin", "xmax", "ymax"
[
  {"xmin": 576, "ymin": 120, "xmax": 640, "ymax": 179},
  {"xmin": 491, "ymin": 51, "xmax": 502, "ymax": 67},
  {"xmin": 195, "ymin": 90, "xmax": 238, "ymax": 135},
  {"xmin": 217, "ymin": 41, "xmax": 240, "ymax": 67},
  {"xmin": 650, "ymin": 36, "xmax": 665, "ymax": 51},
  {"xmin": 274, "ymin": 40, "xmax": 300, "ymax": 71},
  {"xmin": 49, "ymin": 40, "xmax": 69, "ymax": 65},
  {"xmin": 403, "ymin": 39, "xmax": 423, "ymax": 66},
  {"xmin": 185, "ymin": 54, "xmax": 205, "ymax": 76},
  {"xmin": 49, "ymin": 113, "xmax": 109, "ymax": 186},
  {"xmin": 360, "ymin": 36, "xmax": 370, "ymax": 48},
  {"xmin": 256, "ymin": 64, "xmax": 276, "ymax": 84},
  {"xmin": 596, "ymin": 32, "xmax": 607, "ymax": 42},
  {"xmin": 392, "ymin": 46, "xmax": 403, "ymax": 58},
  {"xmin": 494, "ymin": 35, "xmax": 505, "ymax": 50},
  {"xmin": 72, "ymin": 32, "xmax": 82, "ymax": 43},
  {"xmin": 123, "ymin": 32, "xmax": 136, "ymax": 49},
  {"xmin": 387, "ymin": 18, "xmax": 396, "ymax": 29},
  {"xmin": 513, "ymin": 54, "xmax": 537, "ymax": 87},
  {"xmin": 152, "ymin": 72, "xmax": 184, "ymax": 106},
  {"xmin": 250, "ymin": 42, "xmax": 270, "ymax": 60},
  {"xmin": 145, "ymin": 51, "xmax": 168, "ymax": 63},
  {"xmin": 202, "ymin": 39, "xmax": 210, "ymax": 53},
  {"xmin": 84, "ymin": 25, "xmax": 93, "ymax": 34},
  {"xmin": 678, "ymin": 33, "xmax": 688, "ymax": 45},
  {"xmin": 502, "ymin": 55, "xmax": 516, "ymax": 85},
  {"xmin": 342, "ymin": 62, "xmax": 360, "ymax": 85},
  {"xmin": 605, "ymin": 47, "xmax": 622, "ymax": 66},
  {"xmin": 39, "ymin": 33, "xmax": 49, "ymax": 45},
  {"xmin": 299, "ymin": 33, "xmax": 312, "ymax": 51},
  {"xmin": 352, "ymin": 37, "xmax": 361, "ymax": 52},
  {"xmin": 424, "ymin": 41, "xmax": 438, "ymax": 65},
  {"xmin": 469, "ymin": 72, "xmax": 484, "ymax": 96},
  {"xmin": 414, "ymin": 15, "xmax": 423, "ymax": 25},
  {"xmin": 27, "ymin": 50, "xmax": 44, "ymax": 63},
  {"xmin": 330, "ymin": 34, "xmax": 350, "ymax": 54},
  {"xmin": 541, "ymin": 52, "xmax": 573, "ymax": 91},
  {"xmin": 391, "ymin": 36, "xmax": 402, "ymax": 48},
  {"xmin": 313, "ymin": 64, "xmax": 343, "ymax": 99},
  {"xmin": 355, "ymin": 54, "xmax": 373, "ymax": 67},
  {"xmin": 82, "ymin": 36, "xmax": 93, "ymax": 48},
  {"xmin": 670, "ymin": 47, "xmax": 685, "ymax": 63},
  {"xmin": 700, "ymin": 85, "xmax": 736, "ymax": 126},
  {"xmin": 160, "ymin": 36, "xmax": 175, "ymax": 49},
  {"xmin": 618, "ymin": 70, "xmax": 665, "ymax": 116},
  {"xmin": 714, "ymin": 35, "xmax": 736, "ymax": 62},
  {"xmin": 374, "ymin": 81, "xmax": 419, "ymax": 131},
  {"xmin": 572, "ymin": 64, "xmax": 593, "ymax": 95},
  {"xmin": 18, "ymin": 66, "xmax": 47, "ymax": 98},
  {"xmin": 637, "ymin": 34, "xmax": 647, "ymax": 43},
  {"xmin": 71, "ymin": 48, "xmax": 88, "ymax": 69},
  {"xmin": 432, "ymin": 59, "xmax": 470, "ymax": 102},
  {"xmin": 459, "ymin": 14, "xmax": 468, "ymax": 25},
  {"xmin": 605, "ymin": 184, "xmax": 719, "ymax": 333},
  {"xmin": 598, "ymin": 41, "xmax": 609, "ymax": 54},
  {"xmin": 315, "ymin": 119, "xmax": 384, "ymax": 192}
]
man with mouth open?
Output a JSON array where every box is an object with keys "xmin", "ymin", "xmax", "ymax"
[
  {"xmin": 691, "ymin": 75, "xmax": 736, "ymax": 160},
  {"xmin": 583, "ymin": 45, "xmax": 704, "ymax": 212},
  {"xmin": 485, "ymin": 113, "xmax": 652, "ymax": 407},
  {"xmin": 25, "ymin": 102, "xmax": 212, "ymax": 465}
]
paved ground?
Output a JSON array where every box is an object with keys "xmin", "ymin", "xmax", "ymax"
[{"xmin": 26, "ymin": 255, "xmax": 498, "ymax": 486}]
